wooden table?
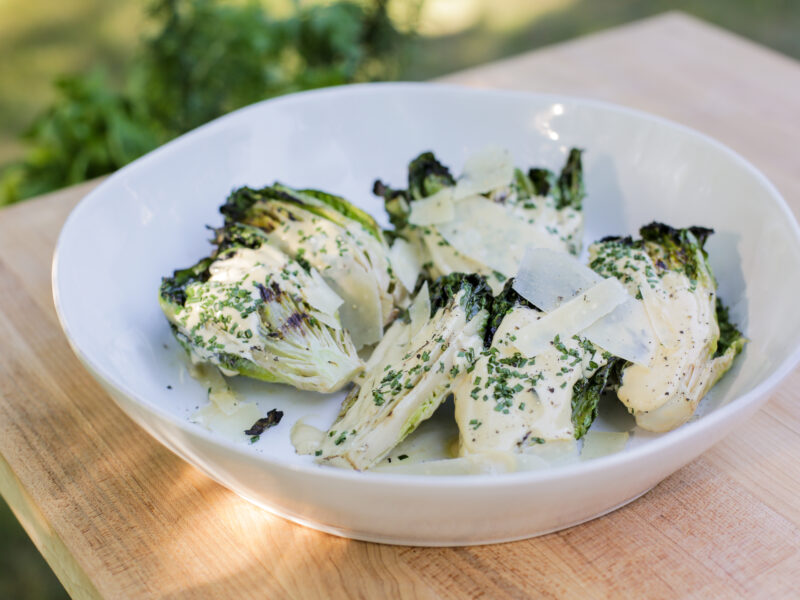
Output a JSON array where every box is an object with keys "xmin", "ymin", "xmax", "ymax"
[{"xmin": 2, "ymin": 12, "xmax": 800, "ymax": 599}]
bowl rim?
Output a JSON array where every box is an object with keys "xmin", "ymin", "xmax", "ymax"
[{"xmin": 52, "ymin": 81, "xmax": 800, "ymax": 489}]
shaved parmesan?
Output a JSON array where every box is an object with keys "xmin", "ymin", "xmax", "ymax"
[
  {"xmin": 408, "ymin": 282, "xmax": 431, "ymax": 340},
  {"xmin": 437, "ymin": 196, "xmax": 563, "ymax": 277},
  {"xmin": 317, "ymin": 249, "xmax": 384, "ymax": 349},
  {"xmin": 513, "ymin": 247, "xmax": 657, "ymax": 366},
  {"xmin": 290, "ymin": 419, "xmax": 325, "ymax": 455},
  {"xmin": 513, "ymin": 247, "xmax": 602, "ymax": 311},
  {"xmin": 389, "ymin": 238, "xmax": 422, "ymax": 292},
  {"xmin": 454, "ymin": 146, "xmax": 514, "ymax": 199},
  {"xmin": 306, "ymin": 268, "xmax": 345, "ymax": 329},
  {"xmin": 408, "ymin": 187, "xmax": 455, "ymax": 225},
  {"xmin": 513, "ymin": 278, "xmax": 629, "ymax": 356},
  {"xmin": 582, "ymin": 298, "xmax": 657, "ymax": 366}
]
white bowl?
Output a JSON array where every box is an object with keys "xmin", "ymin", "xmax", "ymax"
[{"xmin": 53, "ymin": 83, "xmax": 800, "ymax": 545}]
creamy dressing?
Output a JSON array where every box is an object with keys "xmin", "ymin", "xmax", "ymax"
[
  {"xmin": 169, "ymin": 245, "xmax": 362, "ymax": 392},
  {"xmin": 588, "ymin": 240, "xmax": 720, "ymax": 431},
  {"xmin": 508, "ymin": 194, "xmax": 583, "ymax": 256},
  {"xmin": 177, "ymin": 246, "xmax": 343, "ymax": 360},
  {"xmin": 454, "ymin": 307, "xmax": 606, "ymax": 455},
  {"xmin": 619, "ymin": 272, "xmax": 717, "ymax": 412}
]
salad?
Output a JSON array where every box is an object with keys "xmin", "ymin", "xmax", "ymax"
[{"xmin": 159, "ymin": 147, "xmax": 746, "ymax": 472}]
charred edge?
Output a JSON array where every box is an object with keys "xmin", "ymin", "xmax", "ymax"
[
  {"xmin": 285, "ymin": 312, "xmax": 308, "ymax": 330},
  {"xmin": 689, "ymin": 226, "xmax": 715, "ymax": 246},
  {"xmin": 528, "ymin": 168, "xmax": 552, "ymax": 197},
  {"xmin": 372, "ymin": 179, "xmax": 405, "ymax": 199},
  {"xmin": 640, "ymin": 221, "xmax": 715, "ymax": 247},
  {"xmin": 160, "ymin": 256, "xmax": 215, "ymax": 306},
  {"xmin": 244, "ymin": 409, "xmax": 284, "ymax": 436},
  {"xmin": 256, "ymin": 281, "xmax": 282, "ymax": 304},
  {"xmin": 256, "ymin": 283, "xmax": 269, "ymax": 303},
  {"xmin": 597, "ymin": 235, "xmax": 634, "ymax": 245}
]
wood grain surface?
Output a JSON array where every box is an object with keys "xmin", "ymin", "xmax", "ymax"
[{"xmin": 2, "ymin": 12, "xmax": 800, "ymax": 599}]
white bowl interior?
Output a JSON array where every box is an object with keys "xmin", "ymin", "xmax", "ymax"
[{"xmin": 52, "ymin": 84, "xmax": 800, "ymax": 542}]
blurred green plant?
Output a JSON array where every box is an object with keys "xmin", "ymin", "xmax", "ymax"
[
  {"xmin": 0, "ymin": 0, "xmax": 409, "ymax": 205},
  {"xmin": 0, "ymin": 72, "xmax": 159, "ymax": 203}
]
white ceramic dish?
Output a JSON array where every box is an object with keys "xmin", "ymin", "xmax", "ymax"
[{"xmin": 53, "ymin": 83, "xmax": 800, "ymax": 545}]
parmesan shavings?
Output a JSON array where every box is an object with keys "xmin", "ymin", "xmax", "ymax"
[
  {"xmin": 437, "ymin": 196, "xmax": 564, "ymax": 278},
  {"xmin": 389, "ymin": 238, "xmax": 422, "ymax": 293},
  {"xmin": 582, "ymin": 298, "xmax": 657, "ymax": 366},
  {"xmin": 408, "ymin": 187, "xmax": 455, "ymax": 226},
  {"xmin": 512, "ymin": 278, "xmax": 629, "ymax": 356},
  {"xmin": 513, "ymin": 247, "xmax": 602, "ymax": 311},
  {"xmin": 453, "ymin": 146, "xmax": 514, "ymax": 199},
  {"xmin": 513, "ymin": 247, "xmax": 657, "ymax": 366},
  {"xmin": 306, "ymin": 267, "xmax": 345, "ymax": 330}
]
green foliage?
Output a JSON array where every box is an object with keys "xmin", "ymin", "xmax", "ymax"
[
  {"xmin": 0, "ymin": 498, "xmax": 69, "ymax": 600},
  {"xmin": 0, "ymin": 71, "xmax": 160, "ymax": 205},
  {"xmin": 1, "ymin": 0, "xmax": 409, "ymax": 206}
]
